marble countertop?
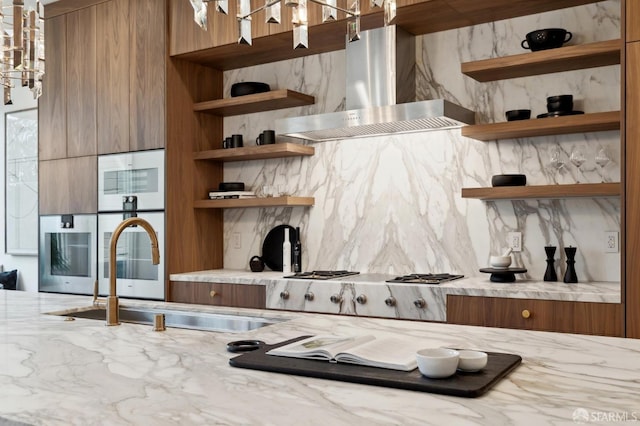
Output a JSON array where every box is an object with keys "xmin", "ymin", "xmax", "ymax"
[
  {"xmin": 170, "ymin": 269, "xmax": 621, "ymax": 303},
  {"xmin": 2, "ymin": 290, "xmax": 638, "ymax": 425}
]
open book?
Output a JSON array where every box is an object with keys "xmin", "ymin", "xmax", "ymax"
[{"xmin": 266, "ymin": 335, "xmax": 419, "ymax": 371}]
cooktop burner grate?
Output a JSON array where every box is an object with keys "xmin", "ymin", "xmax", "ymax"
[
  {"xmin": 285, "ymin": 270, "xmax": 360, "ymax": 280},
  {"xmin": 385, "ymin": 273, "xmax": 464, "ymax": 284}
]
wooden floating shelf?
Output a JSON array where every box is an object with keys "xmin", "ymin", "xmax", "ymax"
[
  {"xmin": 461, "ymin": 39, "xmax": 621, "ymax": 82},
  {"xmin": 193, "ymin": 89, "xmax": 315, "ymax": 117},
  {"xmin": 194, "ymin": 196, "xmax": 315, "ymax": 209},
  {"xmin": 461, "ymin": 183, "xmax": 621, "ymax": 200},
  {"xmin": 194, "ymin": 143, "xmax": 314, "ymax": 162},
  {"xmin": 461, "ymin": 111, "xmax": 620, "ymax": 141}
]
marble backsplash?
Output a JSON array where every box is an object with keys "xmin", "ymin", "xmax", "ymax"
[{"xmin": 221, "ymin": 0, "xmax": 621, "ymax": 282}]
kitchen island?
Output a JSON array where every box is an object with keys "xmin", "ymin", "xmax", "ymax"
[{"xmin": 1, "ymin": 290, "xmax": 638, "ymax": 425}]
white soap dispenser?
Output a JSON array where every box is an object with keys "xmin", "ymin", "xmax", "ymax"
[{"xmin": 282, "ymin": 228, "xmax": 292, "ymax": 274}]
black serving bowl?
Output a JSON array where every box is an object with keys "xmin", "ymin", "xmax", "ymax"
[
  {"xmin": 546, "ymin": 94, "xmax": 574, "ymax": 112},
  {"xmin": 491, "ymin": 174, "xmax": 527, "ymax": 187},
  {"xmin": 231, "ymin": 82, "xmax": 271, "ymax": 97},
  {"xmin": 505, "ymin": 109, "xmax": 532, "ymax": 121},
  {"xmin": 521, "ymin": 28, "xmax": 572, "ymax": 51}
]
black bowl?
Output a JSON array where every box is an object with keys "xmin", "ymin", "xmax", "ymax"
[
  {"xmin": 231, "ymin": 82, "xmax": 271, "ymax": 97},
  {"xmin": 521, "ymin": 28, "xmax": 572, "ymax": 51},
  {"xmin": 505, "ymin": 109, "xmax": 531, "ymax": 121},
  {"xmin": 546, "ymin": 94, "xmax": 574, "ymax": 112},
  {"xmin": 491, "ymin": 174, "xmax": 527, "ymax": 187}
]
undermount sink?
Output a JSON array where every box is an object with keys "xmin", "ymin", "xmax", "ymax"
[{"xmin": 57, "ymin": 306, "xmax": 285, "ymax": 333}]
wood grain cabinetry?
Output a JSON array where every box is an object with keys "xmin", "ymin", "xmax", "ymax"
[
  {"xmin": 169, "ymin": 282, "xmax": 266, "ymax": 308},
  {"xmin": 66, "ymin": 6, "xmax": 98, "ymax": 158},
  {"xmin": 39, "ymin": 157, "xmax": 98, "ymax": 214},
  {"xmin": 447, "ymin": 295, "xmax": 623, "ymax": 337},
  {"xmin": 625, "ymin": 41, "xmax": 640, "ymax": 337},
  {"xmin": 628, "ymin": 0, "xmax": 640, "ymax": 42}
]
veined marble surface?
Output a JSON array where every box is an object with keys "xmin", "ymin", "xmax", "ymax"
[
  {"xmin": 221, "ymin": 1, "xmax": 621, "ymax": 284},
  {"xmin": 170, "ymin": 269, "xmax": 620, "ymax": 304},
  {"xmin": 1, "ymin": 290, "xmax": 638, "ymax": 426}
]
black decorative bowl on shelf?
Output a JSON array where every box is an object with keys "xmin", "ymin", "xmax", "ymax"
[
  {"xmin": 491, "ymin": 174, "xmax": 527, "ymax": 187},
  {"xmin": 231, "ymin": 82, "xmax": 271, "ymax": 97},
  {"xmin": 521, "ymin": 28, "xmax": 572, "ymax": 51},
  {"xmin": 505, "ymin": 109, "xmax": 531, "ymax": 121},
  {"xmin": 219, "ymin": 182, "xmax": 245, "ymax": 191}
]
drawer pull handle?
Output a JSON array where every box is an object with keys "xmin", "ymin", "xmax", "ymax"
[
  {"xmin": 209, "ymin": 290, "xmax": 217, "ymax": 298},
  {"xmin": 522, "ymin": 309, "xmax": 531, "ymax": 319},
  {"xmin": 280, "ymin": 291, "xmax": 290, "ymax": 300}
]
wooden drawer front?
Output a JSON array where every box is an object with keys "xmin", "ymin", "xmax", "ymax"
[
  {"xmin": 447, "ymin": 295, "xmax": 623, "ymax": 337},
  {"xmin": 169, "ymin": 282, "xmax": 265, "ymax": 309}
]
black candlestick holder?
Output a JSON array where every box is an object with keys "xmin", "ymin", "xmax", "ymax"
[
  {"xmin": 544, "ymin": 246, "xmax": 557, "ymax": 282},
  {"xmin": 563, "ymin": 246, "xmax": 578, "ymax": 283}
]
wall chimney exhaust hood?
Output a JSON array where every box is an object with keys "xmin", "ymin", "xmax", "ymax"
[{"xmin": 275, "ymin": 26, "xmax": 475, "ymax": 142}]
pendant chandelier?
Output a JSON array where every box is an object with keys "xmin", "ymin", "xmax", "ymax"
[
  {"xmin": 190, "ymin": 0, "xmax": 396, "ymax": 49},
  {"xmin": 1, "ymin": 0, "xmax": 45, "ymax": 105}
]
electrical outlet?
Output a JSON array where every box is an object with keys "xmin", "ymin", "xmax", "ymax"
[
  {"xmin": 232, "ymin": 232, "xmax": 242, "ymax": 249},
  {"xmin": 508, "ymin": 232, "xmax": 522, "ymax": 252},
  {"xmin": 604, "ymin": 231, "xmax": 619, "ymax": 253}
]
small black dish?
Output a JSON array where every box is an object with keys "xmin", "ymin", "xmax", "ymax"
[
  {"xmin": 521, "ymin": 28, "xmax": 572, "ymax": 51},
  {"xmin": 219, "ymin": 182, "xmax": 245, "ymax": 192},
  {"xmin": 491, "ymin": 174, "xmax": 527, "ymax": 187},
  {"xmin": 537, "ymin": 111, "xmax": 584, "ymax": 118},
  {"xmin": 479, "ymin": 267, "xmax": 528, "ymax": 283},
  {"xmin": 505, "ymin": 109, "xmax": 531, "ymax": 121},
  {"xmin": 231, "ymin": 82, "xmax": 271, "ymax": 97},
  {"xmin": 227, "ymin": 340, "xmax": 266, "ymax": 353}
]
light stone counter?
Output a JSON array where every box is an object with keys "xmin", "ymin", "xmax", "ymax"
[
  {"xmin": 170, "ymin": 269, "xmax": 621, "ymax": 303},
  {"xmin": 1, "ymin": 290, "xmax": 638, "ymax": 426}
]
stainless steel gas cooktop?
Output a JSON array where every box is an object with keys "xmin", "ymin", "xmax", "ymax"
[
  {"xmin": 385, "ymin": 273, "xmax": 464, "ymax": 284},
  {"xmin": 285, "ymin": 270, "xmax": 360, "ymax": 280}
]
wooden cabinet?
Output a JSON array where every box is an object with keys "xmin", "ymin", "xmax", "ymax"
[
  {"xmin": 169, "ymin": 281, "xmax": 266, "ymax": 308},
  {"xmin": 39, "ymin": 14, "xmax": 67, "ymax": 162},
  {"xmin": 96, "ymin": 0, "xmax": 130, "ymax": 154},
  {"xmin": 129, "ymin": 0, "xmax": 166, "ymax": 152},
  {"xmin": 628, "ymin": 0, "xmax": 640, "ymax": 42},
  {"xmin": 447, "ymin": 295, "xmax": 624, "ymax": 337},
  {"xmin": 39, "ymin": 157, "xmax": 98, "ymax": 215},
  {"xmin": 66, "ymin": 7, "xmax": 98, "ymax": 158},
  {"xmin": 625, "ymin": 41, "xmax": 640, "ymax": 337}
]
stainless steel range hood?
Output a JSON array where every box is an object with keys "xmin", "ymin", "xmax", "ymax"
[{"xmin": 275, "ymin": 26, "xmax": 475, "ymax": 142}]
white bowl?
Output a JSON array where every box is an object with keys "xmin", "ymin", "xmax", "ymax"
[
  {"xmin": 416, "ymin": 348, "xmax": 460, "ymax": 379},
  {"xmin": 490, "ymin": 255, "xmax": 512, "ymax": 269},
  {"xmin": 458, "ymin": 350, "xmax": 488, "ymax": 372}
]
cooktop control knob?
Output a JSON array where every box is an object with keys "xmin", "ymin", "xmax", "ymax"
[
  {"xmin": 356, "ymin": 294, "xmax": 367, "ymax": 304},
  {"xmin": 279, "ymin": 291, "xmax": 290, "ymax": 300},
  {"xmin": 385, "ymin": 296, "xmax": 397, "ymax": 307},
  {"xmin": 330, "ymin": 294, "xmax": 343, "ymax": 304},
  {"xmin": 304, "ymin": 292, "xmax": 314, "ymax": 301},
  {"xmin": 413, "ymin": 298, "xmax": 426, "ymax": 308}
]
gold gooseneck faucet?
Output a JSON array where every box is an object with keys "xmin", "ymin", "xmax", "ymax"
[{"xmin": 106, "ymin": 217, "xmax": 160, "ymax": 326}]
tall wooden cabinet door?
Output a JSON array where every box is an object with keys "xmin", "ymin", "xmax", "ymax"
[
  {"xmin": 66, "ymin": 7, "xmax": 98, "ymax": 158},
  {"xmin": 39, "ymin": 157, "xmax": 98, "ymax": 215},
  {"xmin": 628, "ymin": 0, "xmax": 640, "ymax": 42},
  {"xmin": 626, "ymin": 42, "xmax": 640, "ymax": 338},
  {"xmin": 168, "ymin": 0, "xmax": 215, "ymax": 55},
  {"xmin": 129, "ymin": 0, "xmax": 166, "ymax": 151},
  {"xmin": 97, "ymin": 0, "xmax": 130, "ymax": 155},
  {"xmin": 39, "ymin": 15, "xmax": 67, "ymax": 161}
]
